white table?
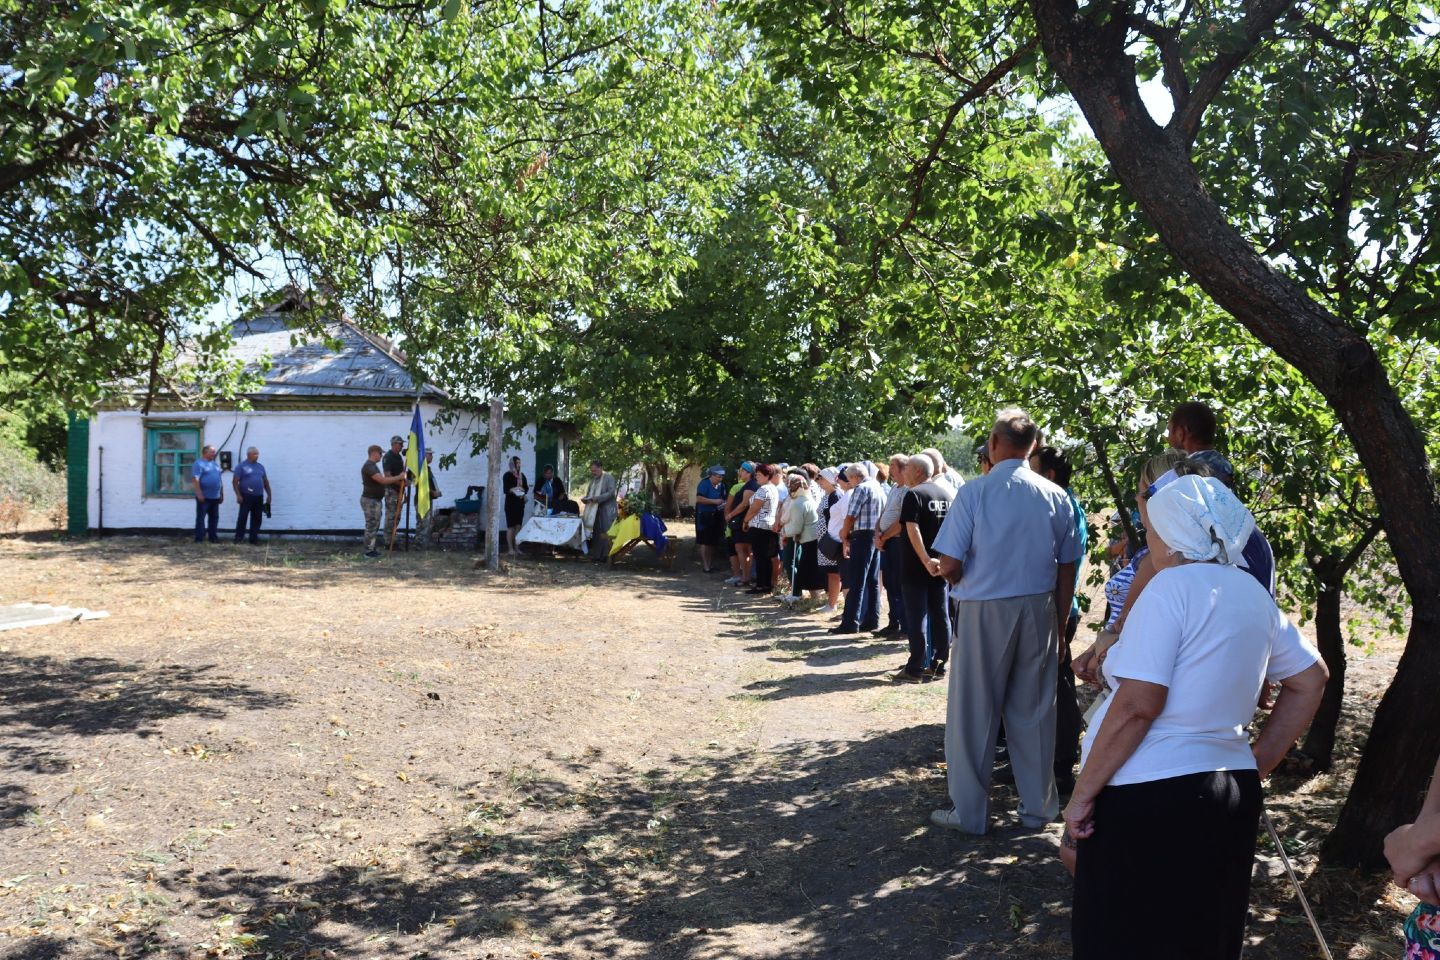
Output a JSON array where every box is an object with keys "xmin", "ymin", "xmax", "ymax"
[{"xmin": 514, "ymin": 515, "xmax": 587, "ymax": 551}]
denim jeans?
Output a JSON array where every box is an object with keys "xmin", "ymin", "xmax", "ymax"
[
  {"xmin": 194, "ymin": 497, "xmax": 221, "ymax": 542},
  {"xmin": 901, "ymin": 576, "xmax": 951, "ymax": 674},
  {"xmin": 839, "ymin": 530, "xmax": 881, "ymax": 632}
]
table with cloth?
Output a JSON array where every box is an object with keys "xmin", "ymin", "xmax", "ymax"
[{"xmin": 514, "ymin": 515, "xmax": 587, "ymax": 552}]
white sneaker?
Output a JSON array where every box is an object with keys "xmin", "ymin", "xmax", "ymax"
[
  {"xmin": 724, "ymin": 576, "xmax": 741, "ymax": 585},
  {"xmin": 818, "ymin": 604, "xmax": 836, "ymax": 615},
  {"xmin": 929, "ymin": 807, "xmax": 978, "ymax": 833}
]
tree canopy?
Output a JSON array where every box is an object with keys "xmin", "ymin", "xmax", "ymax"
[{"xmin": 5, "ymin": 0, "xmax": 1440, "ymax": 867}]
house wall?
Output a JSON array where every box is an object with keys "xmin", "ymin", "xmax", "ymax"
[{"xmin": 86, "ymin": 404, "xmax": 536, "ymax": 534}]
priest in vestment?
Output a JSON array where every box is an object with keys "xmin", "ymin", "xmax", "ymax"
[{"xmin": 581, "ymin": 460, "xmax": 618, "ymax": 561}]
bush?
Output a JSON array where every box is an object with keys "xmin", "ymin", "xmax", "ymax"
[{"xmin": 0, "ymin": 439, "xmax": 66, "ymax": 532}]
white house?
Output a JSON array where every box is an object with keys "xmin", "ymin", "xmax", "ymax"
[{"xmin": 67, "ymin": 293, "xmax": 573, "ymax": 537}]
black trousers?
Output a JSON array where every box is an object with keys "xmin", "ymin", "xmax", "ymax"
[
  {"xmin": 1056, "ymin": 611, "xmax": 1083, "ymax": 776},
  {"xmin": 235, "ymin": 494, "xmax": 265, "ymax": 543},
  {"xmin": 1072, "ymin": 770, "xmax": 1262, "ymax": 960},
  {"xmin": 751, "ymin": 529, "xmax": 778, "ymax": 591}
]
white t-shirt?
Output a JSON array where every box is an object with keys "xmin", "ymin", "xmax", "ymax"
[
  {"xmin": 826, "ymin": 488, "xmax": 851, "ymax": 539},
  {"xmin": 1081, "ymin": 562, "xmax": 1321, "ymax": 786},
  {"xmin": 751, "ymin": 483, "xmax": 780, "ymax": 531}
]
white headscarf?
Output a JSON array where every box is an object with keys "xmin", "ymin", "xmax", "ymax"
[
  {"xmin": 819, "ymin": 466, "xmax": 840, "ymax": 483},
  {"xmin": 1146, "ymin": 474, "xmax": 1255, "ymax": 566}
]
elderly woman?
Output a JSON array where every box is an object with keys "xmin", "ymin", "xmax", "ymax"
[
  {"xmin": 742, "ymin": 463, "xmax": 783, "ymax": 595},
  {"xmin": 1063, "ymin": 474, "xmax": 1327, "ymax": 960},
  {"xmin": 782, "ymin": 473, "xmax": 824, "ymax": 606},
  {"xmin": 1074, "ymin": 449, "xmax": 1188, "ymax": 686},
  {"xmin": 814, "ymin": 467, "xmax": 846, "ymax": 615}
]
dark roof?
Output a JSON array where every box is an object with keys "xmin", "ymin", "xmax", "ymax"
[{"xmin": 230, "ymin": 294, "xmax": 446, "ymax": 401}]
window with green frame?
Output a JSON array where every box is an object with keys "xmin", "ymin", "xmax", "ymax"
[{"xmin": 145, "ymin": 422, "xmax": 202, "ymax": 496}]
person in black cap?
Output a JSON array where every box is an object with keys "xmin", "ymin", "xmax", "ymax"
[
  {"xmin": 382, "ymin": 435, "xmax": 407, "ymax": 548},
  {"xmin": 695, "ymin": 464, "xmax": 728, "ymax": 573}
]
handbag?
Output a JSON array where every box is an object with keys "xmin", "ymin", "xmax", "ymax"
[{"xmin": 818, "ymin": 533, "xmax": 843, "ymax": 561}]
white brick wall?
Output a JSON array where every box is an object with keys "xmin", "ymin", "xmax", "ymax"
[{"xmin": 86, "ymin": 405, "xmax": 536, "ymax": 533}]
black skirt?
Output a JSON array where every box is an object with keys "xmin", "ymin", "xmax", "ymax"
[
  {"xmin": 696, "ymin": 510, "xmax": 725, "ymax": 546},
  {"xmin": 1072, "ymin": 769, "xmax": 1262, "ymax": 960},
  {"xmin": 792, "ymin": 539, "xmax": 826, "ymax": 591}
]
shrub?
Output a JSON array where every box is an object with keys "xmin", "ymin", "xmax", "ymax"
[{"xmin": 0, "ymin": 439, "xmax": 66, "ymax": 531}]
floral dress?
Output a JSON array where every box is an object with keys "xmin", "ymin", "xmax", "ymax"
[{"xmin": 1408, "ymin": 903, "xmax": 1440, "ymax": 959}]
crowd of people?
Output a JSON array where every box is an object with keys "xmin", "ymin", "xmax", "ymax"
[{"xmin": 692, "ymin": 401, "xmax": 1440, "ymax": 960}]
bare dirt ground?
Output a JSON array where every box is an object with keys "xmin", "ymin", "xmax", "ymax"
[{"xmin": 0, "ymin": 533, "xmax": 1421, "ymax": 960}]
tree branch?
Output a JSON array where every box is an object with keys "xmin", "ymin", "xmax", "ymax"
[{"xmin": 1167, "ymin": 0, "xmax": 1298, "ymax": 148}]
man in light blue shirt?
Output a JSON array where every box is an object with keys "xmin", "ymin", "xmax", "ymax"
[
  {"xmin": 930, "ymin": 409, "xmax": 1079, "ymax": 835},
  {"xmin": 191, "ymin": 444, "xmax": 223, "ymax": 543},
  {"xmin": 232, "ymin": 446, "xmax": 272, "ymax": 545},
  {"xmin": 832, "ymin": 464, "xmax": 888, "ymax": 635}
]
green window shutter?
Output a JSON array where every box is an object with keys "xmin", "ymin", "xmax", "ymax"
[
  {"xmin": 144, "ymin": 422, "xmax": 202, "ymax": 496},
  {"xmin": 66, "ymin": 412, "xmax": 89, "ymax": 534}
]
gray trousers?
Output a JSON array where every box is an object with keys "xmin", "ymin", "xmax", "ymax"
[{"xmin": 945, "ymin": 592, "xmax": 1060, "ymax": 833}]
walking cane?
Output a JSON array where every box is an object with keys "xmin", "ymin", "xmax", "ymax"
[{"xmin": 1263, "ymin": 809, "xmax": 1334, "ymax": 960}]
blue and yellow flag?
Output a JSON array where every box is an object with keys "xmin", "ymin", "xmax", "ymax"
[{"xmin": 404, "ymin": 405, "xmax": 430, "ymax": 519}]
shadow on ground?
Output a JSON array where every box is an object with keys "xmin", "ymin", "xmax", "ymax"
[{"xmin": 106, "ymin": 725, "xmax": 1076, "ymax": 959}]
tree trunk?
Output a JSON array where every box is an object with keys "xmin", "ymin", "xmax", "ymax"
[
  {"xmin": 1030, "ymin": 0, "xmax": 1440, "ymax": 867},
  {"xmin": 1301, "ymin": 561, "xmax": 1346, "ymax": 772},
  {"xmin": 645, "ymin": 460, "xmax": 677, "ymax": 517},
  {"xmin": 485, "ymin": 396, "xmax": 504, "ymax": 572}
]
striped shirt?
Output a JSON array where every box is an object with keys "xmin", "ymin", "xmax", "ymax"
[{"xmin": 846, "ymin": 478, "xmax": 887, "ymax": 531}]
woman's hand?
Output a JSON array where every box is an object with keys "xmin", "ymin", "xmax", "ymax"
[
  {"xmin": 1408, "ymin": 861, "xmax": 1440, "ymax": 905},
  {"xmin": 1387, "ymin": 821, "xmax": 1440, "ymax": 894},
  {"xmin": 1059, "ymin": 830, "xmax": 1079, "ymax": 876},
  {"xmin": 1074, "ymin": 629, "xmax": 1119, "ymax": 685},
  {"xmin": 1062, "ymin": 791, "xmax": 1097, "ymax": 843},
  {"xmin": 926, "ymin": 557, "xmax": 943, "ymax": 578}
]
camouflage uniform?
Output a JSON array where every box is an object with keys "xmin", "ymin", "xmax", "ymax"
[
  {"xmin": 361, "ymin": 496, "xmax": 383, "ymax": 552},
  {"xmin": 382, "ymin": 487, "xmax": 401, "ymax": 547}
]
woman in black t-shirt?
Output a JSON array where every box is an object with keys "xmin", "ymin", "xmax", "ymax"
[
  {"xmin": 503, "ymin": 456, "xmax": 529, "ymax": 551},
  {"xmin": 725, "ymin": 462, "xmax": 758, "ymax": 586}
]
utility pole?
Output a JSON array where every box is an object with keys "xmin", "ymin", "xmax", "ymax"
[{"xmin": 485, "ymin": 395, "xmax": 504, "ymax": 571}]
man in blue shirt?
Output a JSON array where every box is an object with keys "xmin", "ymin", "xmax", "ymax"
[
  {"xmin": 191, "ymin": 444, "xmax": 223, "ymax": 543},
  {"xmin": 930, "ymin": 409, "xmax": 1079, "ymax": 835},
  {"xmin": 232, "ymin": 446, "xmax": 272, "ymax": 545},
  {"xmin": 832, "ymin": 463, "xmax": 888, "ymax": 635},
  {"xmin": 1031, "ymin": 446, "xmax": 1088, "ymax": 793}
]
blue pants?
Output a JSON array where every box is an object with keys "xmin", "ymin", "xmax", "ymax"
[
  {"xmin": 882, "ymin": 537, "xmax": 908, "ymax": 629},
  {"xmin": 194, "ymin": 497, "xmax": 221, "ymax": 542},
  {"xmin": 901, "ymin": 577, "xmax": 951, "ymax": 674},
  {"xmin": 840, "ymin": 530, "xmax": 881, "ymax": 632},
  {"xmin": 235, "ymin": 494, "xmax": 265, "ymax": 543}
]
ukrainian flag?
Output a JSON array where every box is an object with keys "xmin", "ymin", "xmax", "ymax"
[{"xmin": 405, "ymin": 405, "xmax": 430, "ymax": 519}]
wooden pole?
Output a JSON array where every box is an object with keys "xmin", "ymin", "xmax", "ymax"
[{"xmin": 485, "ymin": 395, "xmax": 504, "ymax": 571}]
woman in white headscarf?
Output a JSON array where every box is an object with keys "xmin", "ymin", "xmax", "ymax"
[
  {"xmin": 814, "ymin": 467, "xmax": 845, "ymax": 615},
  {"xmin": 1062, "ymin": 474, "xmax": 1328, "ymax": 960}
]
